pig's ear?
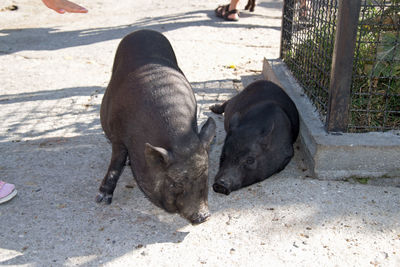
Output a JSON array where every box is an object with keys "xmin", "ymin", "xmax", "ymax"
[
  {"xmin": 199, "ymin": 117, "xmax": 216, "ymax": 149},
  {"xmin": 144, "ymin": 143, "xmax": 173, "ymax": 167},
  {"xmin": 260, "ymin": 122, "xmax": 275, "ymax": 148},
  {"xmin": 229, "ymin": 112, "xmax": 240, "ymax": 130}
]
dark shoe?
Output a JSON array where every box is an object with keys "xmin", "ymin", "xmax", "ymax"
[{"xmin": 215, "ymin": 4, "xmax": 239, "ymax": 21}]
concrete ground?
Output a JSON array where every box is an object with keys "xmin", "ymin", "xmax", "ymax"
[{"xmin": 1, "ymin": 0, "xmax": 399, "ymax": 266}]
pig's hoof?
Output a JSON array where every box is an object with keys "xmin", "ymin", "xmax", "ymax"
[
  {"xmin": 190, "ymin": 212, "xmax": 211, "ymax": 225},
  {"xmin": 213, "ymin": 182, "xmax": 231, "ymax": 195},
  {"xmin": 95, "ymin": 192, "xmax": 113, "ymax": 204},
  {"xmin": 210, "ymin": 104, "xmax": 224, "ymax": 114}
]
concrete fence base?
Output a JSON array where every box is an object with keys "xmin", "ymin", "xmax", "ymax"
[{"xmin": 263, "ymin": 58, "xmax": 400, "ymax": 184}]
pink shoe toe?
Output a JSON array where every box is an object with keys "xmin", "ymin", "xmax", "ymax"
[{"xmin": 0, "ymin": 181, "xmax": 17, "ymax": 204}]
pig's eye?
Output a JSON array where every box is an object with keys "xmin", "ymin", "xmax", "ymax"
[
  {"xmin": 172, "ymin": 182, "xmax": 183, "ymax": 189},
  {"xmin": 244, "ymin": 157, "xmax": 256, "ymax": 170},
  {"xmin": 246, "ymin": 157, "xmax": 255, "ymax": 165}
]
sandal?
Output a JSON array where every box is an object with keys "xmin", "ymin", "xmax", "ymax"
[
  {"xmin": 215, "ymin": 4, "xmax": 239, "ymax": 21},
  {"xmin": 0, "ymin": 181, "xmax": 17, "ymax": 204}
]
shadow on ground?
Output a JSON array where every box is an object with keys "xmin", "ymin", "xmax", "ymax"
[
  {"xmin": 1, "ymin": 79, "xmax": 400, "ymax": 265},
  {"xmin": 0, "ymin": 86, "xmax": 104, "ymax": 142},
  {"xmin": 0, "ymin": 10, "xmax": 280, "ymax": 55}
]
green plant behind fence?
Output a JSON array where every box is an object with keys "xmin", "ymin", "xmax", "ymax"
[
  {"xmin": 351, "ymin": 1, "xmax": 399, "ymax": 132},
  {"xmin": 283, "ymin": 0, "xmax": 399, "ymax": 132}
]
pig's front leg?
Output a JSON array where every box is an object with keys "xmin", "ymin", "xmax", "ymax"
[
  {"xmin": 96, "ymin": 143, "xmax": 128, "ymax": 204},
  {"xmin": 210, "ymin": 101, "xmax": 227, "ymax": 114}
]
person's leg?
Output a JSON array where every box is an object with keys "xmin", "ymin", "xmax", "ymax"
[
  {"xmin": 227, "ymin": 0, "xmax": 240, "ymax": 20},
  {"xmin": 299, "ymin": 0, "xmax": 307, "ymax": 19}
]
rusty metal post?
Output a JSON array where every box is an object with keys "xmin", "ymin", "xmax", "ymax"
[{"xmin": 326, "ymin": 0, "xmax": 361, "ymax": 132}]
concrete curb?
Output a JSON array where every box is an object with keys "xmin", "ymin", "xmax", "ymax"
[{"xmin": 263, "ymin": 58, "xmax": 400, "ymax": 183}]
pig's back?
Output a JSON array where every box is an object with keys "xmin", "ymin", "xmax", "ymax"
[
  {"xmin": 111, "ymin": 29, "xmax": 178, "ymax": 74},
  {"xmin": 104, "ymin": 59, "xmax": 198, "ymax": 174},
  {"xmin": 224, "ymin": 80, "xmax": 299, "ymax": 141}
]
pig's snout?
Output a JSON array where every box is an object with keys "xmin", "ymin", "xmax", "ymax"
[
  {"xmin": 189, "ymin": 210, "xmax": 210, "ymax": 225},
  {"xmin": 213, "ymin": 180, "xmax": 231, "ymax": 195}
]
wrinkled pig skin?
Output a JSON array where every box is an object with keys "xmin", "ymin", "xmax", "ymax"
[
  {"xmin": 210, "ymin": 80, "xmax": 299, "ymax": 195},
  {"xmin": 96, "ymin": 30, "xmax": 216, "ymax": 224}
]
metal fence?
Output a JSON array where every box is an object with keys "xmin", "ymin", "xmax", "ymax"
[{"xmin": 280, "ymin": 0, "xmax": 399, "ymax": 133}]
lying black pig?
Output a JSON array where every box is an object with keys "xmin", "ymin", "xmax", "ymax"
[
  {"xmin": 210, "ymin": 80, "xmax": 299, "ymax": 195},
  {"xmin": 96, "ymin": 30, "xmax": 216, "ymax": 224}
]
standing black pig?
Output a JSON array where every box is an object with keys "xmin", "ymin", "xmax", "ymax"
[
  {"xmin": 210, "ymin": 80, "xmax": 299, "ymax": 195},
  {"xmin": 96, "ymin": 30, "xmax": 216, "ymax": 224}
]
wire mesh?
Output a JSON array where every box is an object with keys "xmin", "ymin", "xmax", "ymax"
[
  {"xmin": 281, "ymin": 0, "xmax": 400, "ymax": 132},
  {"xmin": 350, "ymin": 0, "xmax": 400, "ymax": 132}
]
